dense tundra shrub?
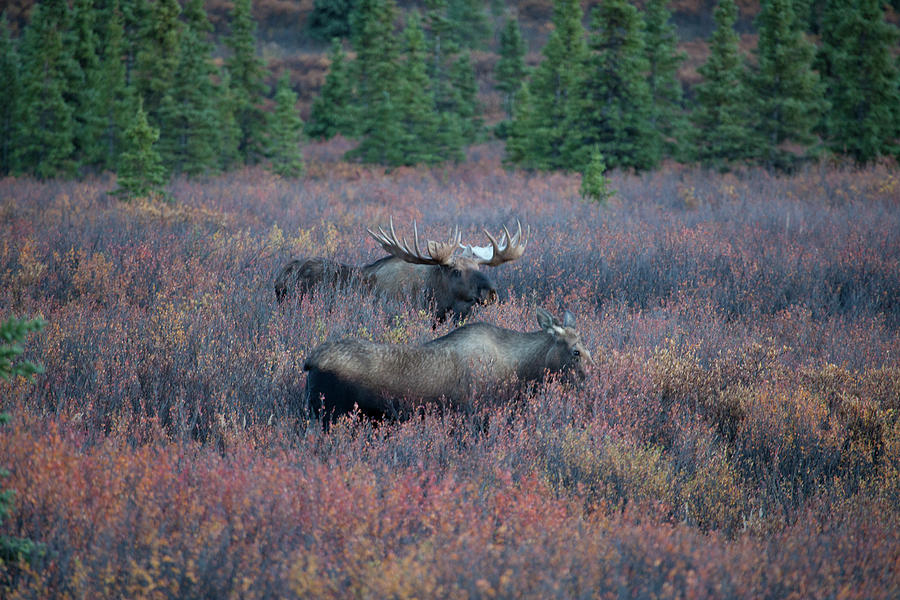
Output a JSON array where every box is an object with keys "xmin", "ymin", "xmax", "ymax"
[
  {"xmin": 1, "ymin": 162, "xmax": 899, "ymax": 598},
  {"xmin": 0, "ymin": 315, "xmax": 45, "ymax": 570}
]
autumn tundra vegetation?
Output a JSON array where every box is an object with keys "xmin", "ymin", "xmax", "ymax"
[
  {"xmin": 3, "ymin": 0, "xmax": 900, "ymax": 597},
  {"xmin": 1, "ymin": 144, "xmax": 899, "ymax": 597}
]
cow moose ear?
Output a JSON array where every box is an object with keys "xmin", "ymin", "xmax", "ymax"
[
  {"xmin": 562, "ymin": 310, "xmax": 576, "ymax": 328},
  {"xmin": 535, "ymin": 308, "xmax": 554, "ymax": 330}
]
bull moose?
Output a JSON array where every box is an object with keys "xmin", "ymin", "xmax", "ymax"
[
  {"xmin": 303, "ymin": 307, "xmax": 593, "ymax": 426},
  {"xmin": 275, "ymin": 218, "xmax": 528, "ymax": 322}
]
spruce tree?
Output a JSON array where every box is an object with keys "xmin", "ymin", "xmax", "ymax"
[
  {"xmin": 643, "ymin": 0, "xmax": 688, "ymax": 161},
  {"xmin": 580, "ymin": 147, "xmax": 614, "ymax": 203},
  {"xmin": 96, "ymin": 0, "xmax": 133, "ymax": 172},
  {"xmin": 423, "ymin": 0, "xmax": 482, "ymax": 152},
  {"xmin": 133, "ymin": 0, "xmax": 181, "ymax": 127},
  {"xmin": 118, "ymin": 0, "xmax": 150, "ymax": 85},
  {"xmin": 308, "ymin": 0, "xmax": 356, "ymax": 42},
  {"xmin": 495, "ymin": 15, "xmax": 528, "ymax": 122},
  {"xmin": 116, "ymin": 98, "xmax": 167, "ymax": 201},
  {"xmin": 793, "ymin": 0, "xmax": 826, "ymax": 33},
  {"xmin": 216, "ymin": 70, "xmax": 243, "ymax": 172},
  {"xmin": 0, "ymin": 316, "xmax": 45, "ymax": 385},
  {"xmin": 503, "ymin": 82, "xmax": 535, "ymax": 164},
  {"xmin": 0, "ymin": 316, "xmax": 45, "ymax": 567},
  {"xmin": 393, "ymin": 11, "xmax": 444, "ymax": 165},
  {"xmin": 69, "ymin": 0, "xmax": 107, "ymax": 172},
  {"xmin": 448, "ymin": 51, "xmax": 482, "ymax": 144},
  {"xmin": 817, "ymin": 0, "xmax": 900, "ymax": 164},
  {"xmin": 267, "ymin": 73, "xmax": 306, "ymax": 177},
  {"xmin": 746, "ymin": 0, "xmax": 825, "ymax": 171},
  {"xmin": 354, "ymin": 92, "xmax": 405, "ymax": 166},
  {"xmin": 0, "ymin": 13, "xmax": 20, "ymax": 176},
  {"xmin": 156, "ymin": 0, "xmax": 221, "ymax": 175},
  {"xmin": 306, "ymin": 37, "xmax": 356, "ymax": 140},
  {"xmin": 425, "ymin": 0, "xmax": 461, "ymax": 117},
  {"xmin": 446, "ymin": 0, "xmax": 491, "ymax": 50},
  {"xmin": 346, "ymin": 0, "xmax": 404, "ymax": 165},
  {"xmin": 225, "ymin": 0, "xmax": 267, "ymax": 165},
  {"xmin": 505, "ymin": 0, "xmax": 588, "ymax": 170},
  {"xmin": 561, "ymin": 0, "xmax": 658, "ymax": 172},
  {"xmin": 689, "ymin": 0, "xmax": 754, "ymax": 169},
  {"xmin": 14, "ymin": 0, "xmax": 76, "ymax": 178}
]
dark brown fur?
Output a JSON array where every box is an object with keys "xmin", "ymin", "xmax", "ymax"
[
  {"xmin": 274, "ymin": 255, "xmax": 498, "ymax": 321},
  {"xmin": 274, "ymin": 257, "xmax": 363, "ymax": 303},
  {"xmin": 303, "ymin": 308, "xmax": 594, "ymax": 427}
]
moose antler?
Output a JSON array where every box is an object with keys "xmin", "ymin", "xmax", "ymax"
[
  {"xmin": 461, "ymin": 220, "xmax": 529, "ymax": 267},
  {"xmin": 367, "ymin": 217, "xmax": 461, "ymax": 266}
]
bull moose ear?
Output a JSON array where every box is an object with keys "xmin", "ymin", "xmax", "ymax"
[
  {"xmin": 535, "ymin": 308, "xmax": 554, "ymax": 330},
  {"xmin": 562, "ymin": 310, "xmax": 576, "ymax": 328}
]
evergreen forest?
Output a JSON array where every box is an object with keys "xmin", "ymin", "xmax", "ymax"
[{"xmin": 2, "ymin": 0, "xmax": 899, "ymax": 188}]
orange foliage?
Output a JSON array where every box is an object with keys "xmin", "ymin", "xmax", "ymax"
[{"xmin": 1, "ymin": 159, "xmax": 900, "ymax": 597}]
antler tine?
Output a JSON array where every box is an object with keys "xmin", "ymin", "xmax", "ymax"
[
  {"xmin": 368, "ymin": 224, "xmax": 389, "ymax": 247},
  {"xmin": 426, "ymin": 224, "xmax": 462, "ymax": 264},
  {"xmin": 502, "ymin": 219, "xmax": 525, "ymax": 247},
  {"xmin": 512, "ymin": 220, "xmax": 529, "ymax": 250},
  {"xmin": 412, "ymin": 221, "xmax": 425, "ymax": 259},
  {"xmin": 390, "ymin": 216, "xmax": 404, "ymax": 252},
  {"xmin": 367, "ymin": 217, "xmax": 455, "ymax": 266},
  {"xmin": 368, "ymin": 215, "xmax": 398, "ymax": 248},
  {"xmin": 402, "ymin": 218, "xmax": 424, "ymax": 261},
  {"xmin": 477, "ymin": 220, "xmax": 529, "ymax": 266},
  {"xmin": 483, "ymin": 228, "xmax": 502, "ymax": 253},
  {"xmin": 510, "ymin": 219, "xmax": 524, "ymax": 246}
]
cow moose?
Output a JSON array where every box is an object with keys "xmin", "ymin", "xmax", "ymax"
[
  {"xmin": 303, "ymin": 307, "xmax": 593, "ymax": 427},
  {"xmin": 275, "ymin": 218, "xmax": 528, "ymax": 322}
]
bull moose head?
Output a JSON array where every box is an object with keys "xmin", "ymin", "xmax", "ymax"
[{"xmin": 364, "ymin": 217, "xmax": 528, "ymax": 320}]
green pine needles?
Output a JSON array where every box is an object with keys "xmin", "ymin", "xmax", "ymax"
[
  {"xmin": 0, "ymin": 316, "xmax": 45, "ymax": 383},
  {"xmin": 157, "ymin": 0, "xmax": 222, "ymax": 176},
  {"xmin": 0, "ymin": 12, "xmax": 20, "ymax": 176},
  {"xmin": 505, "ymin": 0, "xmax": 588, "ymax": 171},
  {"xmin": 14, "ymin": 0, "xmax": 76, "ymax": 179},
  {"xmin": 3, "ymin": 0, "xmax": 898, "ymax": 177},
  {"xmin": 0, "ymin": 315, "xmax": 46, "ymax": 568},
  {"xmin": 115, "ymin": 98, "xmax": 168, "ymax": 201},
  {"xmin": 306, "ymin": 38, "xmax": 356, "ymax": 140},
  {"xmin": 494, "ymin": 15, "xmax": 528, "ymax": 133},
  {"xmin": 747, "ymin": 0, "xmax": 825, "ymax": 171},
  {"xmin": 267, "ymin": 73, "xmax": 306, "ymax": 178},
  {"xmin": 580, "ymin": 148, "xmax": 615, "ymax": 204},
  {"xmin": 563, "ymin": 0, "xmax": 659, "ymax": 172},
  {"xmin": 817, "ymin": 0, "xmax": 900, "ymax": 164},
  {"xmin": 689, "ymin": 0, "xmax": 754, "ymax": 170},
  {"xmin": 226, "ymin": 0, "xmax": 268, "ymax": 165},
  {"xmin": 644, "ymin": 0, "xmax": 688, "ymax": 161}
]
